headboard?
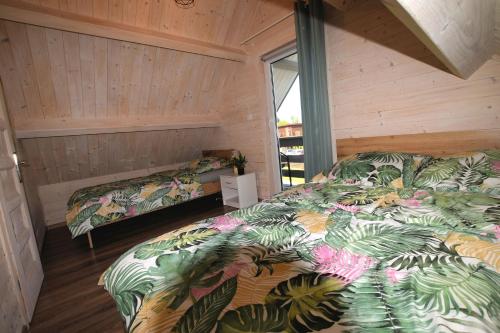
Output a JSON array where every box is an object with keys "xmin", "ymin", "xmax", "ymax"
[
  {"xmin": 337, "ymin": 130, "xmax": 500, "ymax": 158},
  {"xmin": 202, "ymin": 149, "xmax": 236, "ymax": 160}
]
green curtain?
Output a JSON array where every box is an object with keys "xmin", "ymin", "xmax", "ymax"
[{"xmin": 295, "ymin": 0, "xmax": 333, "ymax": 181}]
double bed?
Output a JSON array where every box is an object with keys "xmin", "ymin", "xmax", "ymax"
[
  {"xmin": 99, "ymin": 150, "xmax": 499, "ymax": 332},
  {"xmin": 66, "ymin": 150, "xmax": 235, "ymax": 247}
]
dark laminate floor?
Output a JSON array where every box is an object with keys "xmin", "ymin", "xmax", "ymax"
[{"xmin": 29, "ymin": 194, "xmax": 234, "ymax": 333}]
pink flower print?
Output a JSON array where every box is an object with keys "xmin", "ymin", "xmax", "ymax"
[
  {"xmin": 413, "ymin": 190, "xmax": 429, "ymax": 199},
  {"xmin": 99, "ymin": 196, "xmax": 110, "ymax": 205},
  {"xmin": 385, "ymin": 267, "xmax": 408, "ymax": 284},
  {"xmin": 491, "ymin": 160, "xmax": 500, "ymax": 172},
  {"xmin": 335, "ymin": 203, "xmax": 360, "ymax": 213},
  {"xmin": 327, "ymin": 170, "xmax": 336, "ymax": 180},
  {"xmin": 212, "ymin": 215, "xmax": 245, "ymax": 232},
  {"xmin": 169, "ymin": 181, "xmax": 178, "ymax": 189},
  {"xmin": 313, "ymin": 244, "xmax": 373, "ymax": 283},
  {"xmin": 191, "ymin": 190, "xmax": 200, "ymax": 198},
  {"xmin": 211, "ymin": 161, "xmax": 221, "ymax": 169},
  {"xmin": 127, "ymin": 205, "xmax": 137, "ymax": 217},
  {"xmin": 494, "ymin": 225, "xmax": 500, "ymax": 239},
  {"xmin": 403, "ymin": 198, "xmax": 420, "ymax": 207},
  {"xmin": 301, "ymin": 187, "xmax": 313, "ymax": 196}
]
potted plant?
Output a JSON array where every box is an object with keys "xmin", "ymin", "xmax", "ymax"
[{"xmin": 232, "ymin": 152, "xmax": 247, "ymax": 175}]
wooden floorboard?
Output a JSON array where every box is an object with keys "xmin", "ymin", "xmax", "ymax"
[{"xmin": 29, "ymin": 194, "xmax": 234, "ymax": 333}]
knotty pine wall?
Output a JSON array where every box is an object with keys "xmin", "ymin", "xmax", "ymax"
[{"xmin": 324, "ymin": 0, "xmax": 500, "ymax": 140}]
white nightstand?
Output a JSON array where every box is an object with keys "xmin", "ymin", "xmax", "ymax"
[{"xmin": 220, "ymin": 173, "xmax": 258, "ymax": 208}]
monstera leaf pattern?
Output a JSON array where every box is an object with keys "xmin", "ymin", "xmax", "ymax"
[
  {"xmin": 216, "ymin": 304, "xmax": 288, "ymax": 333},
  {"xmin": 101, "ymin": 151, "xmax": 500, "ymax": 333},
  {"xmin": 265, "ymin": 273, "xmax": 346, "ymax": 332},
  {"xmin": 330, "ymin": 151, "xmax": 500, "ymax": 195}
]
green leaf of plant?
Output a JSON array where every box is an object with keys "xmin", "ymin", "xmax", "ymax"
[
  {"xmin": 338, "ymin": 160, "xmax": 375, "ymax": 181},
  {"xmin": 401, "ymin": 262, "xmax": 500, "ymax": 318},
  {"xmin": 148, "ymin": 249, "xmax": 224, "ymax": 310},
  {"xmin": 231, "ymin": 203, "xmax": 295, "ymax": 225},
  {"xmin": 325, "ymin": 224, "xmax": 442, "ymax": 260},
  {"xmin": 457, "ymin": 156, "xmax": 490, "ymax": 188},
  {"xmin": 375, "ymin": 165, "xmax": 401, "ymax": 186},
  {"xmin": 356, "ymin": 152, "xmax": 412, "ymax": 163},
  {"xmin": 69, "ymin": 203, "xmax": 101, "ymax": 225},
  {"xmin": 414, "ymin": 159, "xmax": 461, "ymax": 188},
  {"xmin": 172, "ymin": 276, "xmax": 237, "ymax": 333},
  {"xmin": 135, "ymin": 228, "xmax": 218, "ymax": 260},
  {"xmin": 245, "ymin": 224, "xmax": 303, "ymax": 247},
  {"xmin": 402, "ymin": 158, "xmax": 417, "ymax": 188},
  {"xmin": 265, "ymin": 273, "xmax": 346, "ymax": 333},
  {"xmin": 484, "ymin": 150, "xmax": 500, "ymax": 160},
  {"xmin": 216, "ymin": 304, "xmax": 288, "ymax": 333},
  {"xmin": 147, "ymin": 187, "xmax": 173, "ymax": 202},
  {"xmin": 338, "ymin": 265, "xmax": 434, "ymax": 332},
  {"xmin": 103, "ymin": 263, "xmax": 154, "ymax": 330},
  {"xmin": 90, "ymin": 214, "xmax": 108, "ymax": 227}
]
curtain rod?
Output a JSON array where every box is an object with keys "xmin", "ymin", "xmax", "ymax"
[{"xmin": 240, "ymin": 11, "xmax": 294, "ymax": 45}]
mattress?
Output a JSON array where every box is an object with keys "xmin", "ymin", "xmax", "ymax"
[
  {"xmin": 66, "ymin": 157, "xmax": 233, "ymax": 238},
  {"xmin": 199, "ymin": 167, "xmax": 233, "ymax": 183},
  {"xmin": 100, "ymin": 150, "xmax": 500, "ymax": 333}
]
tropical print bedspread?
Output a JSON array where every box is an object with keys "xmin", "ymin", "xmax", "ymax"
[
  {"xmin": 101, "ymin": 151, "xmax": 500, "ymax": 333},
  {"xmin": 66, "ymin": 169, "xmax": 204, "ymax": 238}
]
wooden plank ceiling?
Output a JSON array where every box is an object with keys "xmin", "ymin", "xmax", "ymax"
[
  {"xmin": 381, "ymin": 0, "xmax": 497, "ymax": 79},
  {"xmin": 0, "ymin": 0, "xmax": 246, "ymax": 62},
  {"xmin": 13, "ymin": 0, "xmax": 294, "ymax": 49}
]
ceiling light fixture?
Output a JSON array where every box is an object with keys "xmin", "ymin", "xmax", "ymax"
[{"xmin": 175, "ymin": 0, "xmax": 195, "ymax": 9}]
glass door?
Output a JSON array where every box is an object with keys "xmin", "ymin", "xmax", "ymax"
[{"xmin": 270, "ymin": 53, "xmax": 304, "ymax": 189}]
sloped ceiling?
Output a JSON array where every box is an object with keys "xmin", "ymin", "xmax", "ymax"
[{"xmin": 16, "ymin": 0, "xmax": 294, "ymax": 48}]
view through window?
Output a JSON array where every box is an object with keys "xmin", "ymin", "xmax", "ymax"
[{"xmin": 270, "ymin": 53, "xmax": 304, "ymax": 188}]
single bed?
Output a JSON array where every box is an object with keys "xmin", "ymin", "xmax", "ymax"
[
  {"xmin": 100, "ymin": 150, "xmax": 499, "ymax": 333},
  {"xmin": 66, "ymin": 150, "xmax": 235, "ymax": 247}
]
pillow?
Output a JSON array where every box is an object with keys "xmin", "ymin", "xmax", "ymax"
[
  {"xmin": 412, "ymin": 151, "xmax": 500, "ymax": 195},
  {"xmin": 189, "ymin": 156, "xmax": 232, "ymax": 174},
  {"xmin": 328, "ymin": 152, "xmax": 432, "ymax": 189}
]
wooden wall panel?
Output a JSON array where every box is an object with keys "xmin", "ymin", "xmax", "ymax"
[
  {"xmin": 212, "ymin": 15, "xmax": 297, "ymax": 199},
  {"xmin": 495, "ymin": 0, "xmax": 500, "ymax": 53},
  {"xmin": 19, "ymin": 128, "xmax": 219, "ymax": 186},
  {"xmin": 324, "ymin": 0, "xmax": 500, "ymax": 141},
  {"xmin": 0, "ymin": 19, "xmax": 233, "ymax": 125}
]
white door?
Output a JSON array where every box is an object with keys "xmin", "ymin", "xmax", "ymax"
[{"xmin": 0, "ymin": 82, "xmax": 43, "ymax": 322}]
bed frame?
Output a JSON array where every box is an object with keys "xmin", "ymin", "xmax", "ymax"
[
  {"xmin": 337, "ymin": 130, "xmax": 500, "ymax": 158},
  {"xmin": 85, "ymin": 149, "xmax": 235, "ymax": 248}
]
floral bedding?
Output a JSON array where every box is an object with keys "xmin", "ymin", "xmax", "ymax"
[
  {"xmin": 66, "ymin": 169, "xmax": 204, "ymax": 238},
  {"xmin": 188, "ymin": 156, "xmax": 233, "ymax": 174},
  {"xmin": 100, "ymin": 151, "xmax": 500, "ymax": 333},
  {"xmin": 66, "ymin": 157, "xmax": 232, "ymax": 238}
]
